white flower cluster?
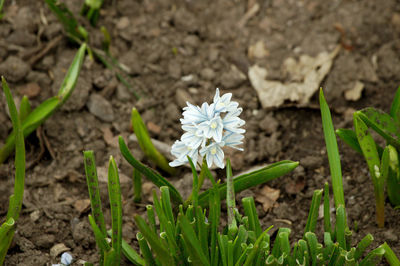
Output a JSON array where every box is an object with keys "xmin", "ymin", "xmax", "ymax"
[{"xmin": 170, "ymin": 88, "xmax": 245, "ymax": 169}]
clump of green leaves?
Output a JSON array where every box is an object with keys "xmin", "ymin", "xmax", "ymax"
[
  {"xmin": 0, "ymin": 78, "xmax": 26, "ymax": 264},
  {"xmin": 0, "ymin": 43, "xmax": 86, "ymax": 163},
  {"xmin": 336, "ymin": 87, "xmax": 400, "ymax": 227}
]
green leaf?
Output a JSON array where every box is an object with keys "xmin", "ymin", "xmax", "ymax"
[
  {"xmin": 335, "ymin": 205, "xmax": 347, "ymax": 250},
  {"xmin": 271, "ymin": 228, "xmax": 290, "ymax": 258},
  {"xmin": 380, "ymin": 242, "xmax": 400, "ymax": 265},
  {"xmin": 0, "ymin": 44, "xmax": 86, "ymax": 163},
  {"xmin": 58, "ymin": 43, "xmax": 87, "ymax": 104},
  {"xmin": 304, "ymin": 189, "xmax": 323, "ymax": 235},
  {"xmin": 121, "ymin": 236, "xmax": 145, "ymax": 265},
  {"xmin": 357, "ymin": 107, "xmax": 400, "ymax": 150},
  {"xmin": 19, "ymin": 96, "xmax": 31, "ymax": 122},
  {"xmin": 243, "ymin": 226, "xmax": 273, "ymax": 266},
  {"xmin": 83, "ymin": 151, "xmax": 106, "ymax": 235},
  {"xmin": 323, "ymin": 183, "xmax": 332, "ymax": 235},
  {"xmin": 119, "ymin": 136, "xmax": 183, "ymax": 205},
  {"xmin": 131, "ymin": 108, "xmax": 175, "ymax": 175},
  {"xmin": 88, "ymin": 214, "xmax": 110, "ymax": 254},
  {"xmin": 385, "ymin": 145, "xmax": 400, "ymax": 206},
  {"xmin": 44, "ymin": 0, "xmax": 81, "ymax": 40},
  {"xmin": 354, "ymin": 114, "xmax": 385, "ymax": 227},
  {"xmin": 108, "ymin": 157, "xmax": 122, "ymax": 264},
  {"xmin": 390, "ymin": 86, "xmax": 400, "ymax": 122},
  {"xmin": 133, "ymin": 168, "xmax": 142, "ymax": 203},
  {"xmin": 319, "ymin": 88, "xmax": 345, "ymax": 210},
  {"xmin": 2, "ymin": 78, "xmax": 25, "ymax": 223},
  {"xmin": 198, "ymin": 160, "xmax": 298, "ymax": 207},
  {"xmin": 360, "ymin": 246, "xmax": 385, "ymax": 265},
  {"xmin": 354, "ymin": 234, "xmax": 373, "ymax": 261},
  {"xmin": 242, "ymin": 197, "xmax": 262, "ymax": 237},
  {"xmin": 178, "ymin": 214, "xmax": 210, "ymax": 266},
  {"xmin": 137, "ymin": 232, "xmax": 156, "ymax": 266},
  {"xmin": 226, "ymin": 159, "xmax": 237, "ymax": 238},
  {"xmin": 305, "ymin": 232, "xmax": 318, "ymax": 266},
  {"xmin": 134, "ymin": 215, "xmax": 174, "ymax": 265},
  {"xmin": 209, "ymin": 180, "xmax": 221, "ymax": 266}
]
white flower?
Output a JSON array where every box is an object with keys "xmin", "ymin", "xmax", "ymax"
[
  {"xmin": 181, "ymin": 102, "xmax": 215, "ymax": 125},
  {"xmin": 169, "ymin": 140, "xmax": 199, "ymax": 167},
  {"xmin": 197, "ymin": 115, "xmax": 224, "ymax": 143},
  {"xmin": 200, "ymin": 142, "xmax": 225, "ymax": 169},
  {"xmin": 170, "ymin": 88, "xmax": 245, "ymax": 169},
  {"xmin": 223, "ymin": 132, "xmax": 244, "ymax": 151},
  {"xmin": 181, "ymin": 124, "xmax": 205, "ymax": 149},
  {"xmin": 222, "ymin": 108, "xmax": 245, "ymax": 134},
  {"xmin": 213, "ymin": 88, "xmax": 239, "ymax": 113}
]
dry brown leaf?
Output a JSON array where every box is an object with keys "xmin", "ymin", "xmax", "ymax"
[
  {"xmin": 249, "ymin": 46, "xmax": 340, "ymax": 108},
  {"xmin": 255, "ymin": 185, "xmax": 280, "ymax": 212},
  {"xmin": 74, "ymin": 199, "xmax": 91, "ymax": 213}
]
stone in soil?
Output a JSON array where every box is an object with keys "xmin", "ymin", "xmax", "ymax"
[
  {"xmin": 87, "ymin": 93, "xmax": 115, "ymax": 122},
  {"xmin": 0, "ymin": 56, "xmax": 30, "ymax": 82}
]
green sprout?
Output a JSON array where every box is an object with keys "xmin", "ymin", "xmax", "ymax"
[
  {"xmin": 44, "ymin": 0, "xmax": 140, "ymax": 99},
  {"xmin": 0, "ymin": 78, "xmax": 26, "ymax": 264},
  {"xmin": 0, "ymin": 43, "xmax": 86, "ymax": 163},
  {"xmin": 336, "ymin": 86, "xmax": 400, "ymax": 227},
  {"xmin": 81, "ymin": 0, "xmax": 104, "ymax": 26}
]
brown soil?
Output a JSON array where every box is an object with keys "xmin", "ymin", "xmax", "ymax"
[{"xmin": 0, "ymin": 0, "xmax": 399, "ymax": 265}]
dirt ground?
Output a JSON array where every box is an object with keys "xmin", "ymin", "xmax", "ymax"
[{"xmin": 0, "ymin": 0, "xmax": 400, "ymax": 265}]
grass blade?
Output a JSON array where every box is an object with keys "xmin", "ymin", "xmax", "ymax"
[
  {"xmin": 134, "ymin": 214, "xmax": 174, "ymax": 265},
  {"xmin": 121, "ymin": 236, "xmax": 145, "ymax": 265},
  {"xmin": 242, "ymin": 197, "xmax": 262, "ymax": 237},
  {"xmin": 119, "ymin": 136, "xmax": 183, "ymax": 205},
  {"xmin": 243, "ymin": 226, "xmax": 273, "ymax": 266},
  {"xmin": 319, "ymin": 88, "xmax": 345, "ymax": 210},
  {"xmin": 335, "ymin": 205, "xmax": 347, "ymax": 250},
  {"xmin": 209, "ymin": 180, "xmax": 221, "ymax": 265},
  {"xmin": 131, "ymin": 108, "xmax": 175, "ymax": 175},
  {"xmin": 354, "ymin": 234, "xmax": 373, "ymax": 261},
  {"xmin": 354, "ymin": 114, "xmax": 385, "ymax": 227},
  {"xmin": 304, "ymin": 189, "xmax": 323, "ymax": 235},
  {"xmin": 226, "ymin": 159, "xmax": 237, "ymax": 238},
  {"xmin": 2, "ymin": 78, "xmax": 25, "ymax": 221},
  {"xmin": 58, "ymin": 43, "xmax": 87, "ymax": 104},
  {"xmin": 19, "ymin": 96, "xmax": 31, "ymax": 122},
  {"xmin": 178, "ymin": 213, "xmax": 210, "ymax": 266},
  {"xmin": 108, "ymin": 157, "xmax": 122, "ymax": 264},
  {"xmin": 323, "ymin": 182, "xmax": 332, "ymax": 235},
  {"xmin": 381, "ymin": 242, "xmax": 400, "ymax": 265},
  {"xmin": 83, "ymin": 151, "xmax": 106, "ymax": 235},
  {"xmin": 385, "ymin": 145, "xmax": 400, "ymax": 207},
  {"xmin": 133, "ymin": 168, "xmax": 142, "ymax": 203}
]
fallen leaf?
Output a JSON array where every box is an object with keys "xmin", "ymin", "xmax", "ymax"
[
  {"xmin": 248, "ymin": 46, "xmax": 340, "ymax": 108},
  {"xmin": 74, "ymin": 199, "xmax": 91, "ymax": 213},
  {"xmin": 284, "ymin": 178, "xmax": 306, "ymax": 194},
  {"xmin": 344, "ymin": 80, "xmax": 364, "ymax": 101},
  {"xmin": 255, "ymin": 185, "xmax": 280, "ymax": 212},
  {"xmin": 50, "ymin": 243, "xmax": 70, "ymax": 257}
]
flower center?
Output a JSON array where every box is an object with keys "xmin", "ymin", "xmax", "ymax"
[
  {"xmin": 210, "ymin": 122, "xmax": 217, "ymax": 129},
  {"xmin": 211, "ymin": 147, "xmax": 217, "ymax": 155}
]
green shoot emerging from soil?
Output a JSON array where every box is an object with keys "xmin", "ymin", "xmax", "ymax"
[
  {"xmin": 0, "ymin": 43, "xmax": 86, "ymax": 164},
  {"xmin": 0, "ymin": 78, "xmax": 26, "ymax": 264},
  {"xmin": 336, "ymin": 87, "xmax": 400, "ymax": 227}
]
